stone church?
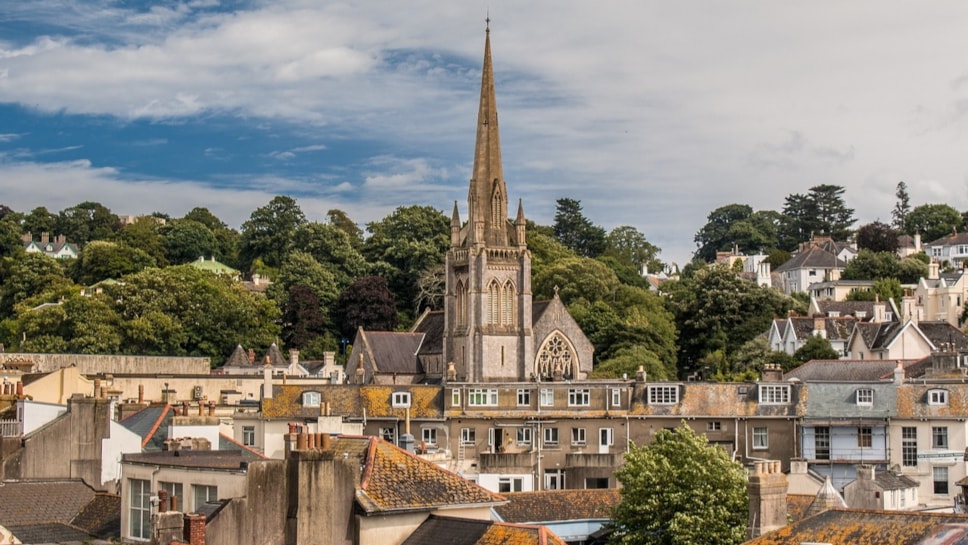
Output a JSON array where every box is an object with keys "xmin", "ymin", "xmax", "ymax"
[{"xmin": 348, "ymin": 27, "xmax": 592, "ymax": 384}]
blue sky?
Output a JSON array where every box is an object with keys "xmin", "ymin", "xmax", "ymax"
[{"xmin": 3, "ymin": 1, "xmax": 968, "ymax": 265}]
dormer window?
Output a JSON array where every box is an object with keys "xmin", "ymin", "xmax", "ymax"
[
  {"xmin": 856, "ymin": 388, "xmax": 874, "ymax": 406},
  {"xmin": 856, "ymin": 311, "xmax": 867, "ymax": 319},
  {"xmin": 391, "ymin": 392, "xmax": 411, "ymax": 408},
  {"xmin": 828, "ymin": 311, "xmax": 840, "ymax": 317},
  {"xmin": 302, "ymin": 391, "xmax": 321, "ymax": 407},
  {"xmin": 647, "ymin": 385, "xmax": 679, "ymax": 405},
  {"xmin": 928, "ymin": 389, "xmax": 949, "ymax": 406},
  {"xmin": 759, "ymin": 385, "xmax": 790, "ymax": 405}
]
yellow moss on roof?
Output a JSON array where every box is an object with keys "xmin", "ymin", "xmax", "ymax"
[
  {"xmin": 478, "ymin": 524, "xmax": 567, "ymax": 545},
  {"xmin": 896, "ymin": 383, "xmax": 968, "ymax": 418}
]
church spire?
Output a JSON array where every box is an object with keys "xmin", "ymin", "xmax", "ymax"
[{"xmin": 467, "ymin": 22, "xmax": 508, "ymax": 247}]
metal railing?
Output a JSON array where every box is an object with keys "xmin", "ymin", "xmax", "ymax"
[{"xmin": 0, "ymin": 419, "xmax": 21, "ymax": 437}]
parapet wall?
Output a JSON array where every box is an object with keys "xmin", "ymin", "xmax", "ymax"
[{"xmin": 0, "ymin": 353, "xmax": 211, "ymax": 375}]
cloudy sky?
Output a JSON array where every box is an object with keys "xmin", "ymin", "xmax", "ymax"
[{"xmin": 2, "ymin": 1, "xmax": 968, "ymax": 265}]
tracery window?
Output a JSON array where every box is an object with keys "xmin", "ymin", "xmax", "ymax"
[
  {"xmin": 456, "ymin": 279, "xmax": 467, "ymax": 327},
  {"xmin": 501, "ymin": 280, "xmax": 515, "ymax": 325},
  {"xmin": 487, "ymin": 281, "xmax": 501, "ymax": 325},
  {"xmin": 486, "ymin": 279, "xmax": 515, "ymax": 326},
  {"xmin": 535, "ymin": 332, "xmax": 576, "ymax": 380}
]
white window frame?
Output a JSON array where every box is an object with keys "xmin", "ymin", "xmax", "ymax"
[
  {"xmin": 192, "ymin": 484, "xmax": 218, "ymax": 511},
  {"xmin": 568, "ymin": 388, "xmax": 590, "ymax": 407},
  {"xmin": 571, "ymin": 427, "xmax": 586, "ymax": 445},
  {"xmin": 647, "ymin": 385, "xmax": 679, "ymax": 405},
  {"xmin": 516, "ymin": 427, "xmax": 532, "ymax": 445},
  {"xmin": 707, "ymin": 421, "xmax": 722, "ymax": 432},
  {"xmin": 600, "ymin": 427, "xmax": 614, "ymax": 446},
  {"xmin": 242, "ymin": 426, "xmax": 256, "ymax": 446},
  {"xmin": 856, "ymin": 388, "xmax": 874, "ymax": 406},
  {"xmin": 468, "ymin": 388, "xmax": 499, "ymax": 407},
  {"xmin": 611, "ymin": 388, "xmax": 621, "ymax": 407},
  {"xmin": 753, "ymin": 427, "xmax": 768, "ymax": 449},
  {"xmin": 128, "ymin": 478, "xmax": 151, "ymax": 540},
  {"xmin": 517, "ymin": 388, "xmax": 531, "ymax": 406},
  {"xmin": 302, "ymin": 391, "xmax": 321, "ymax": 407},
  {"xmin": 391, "ymin": 392, "xmax": 411, "ymax": 408},
  {"xmin": 422, "ymin": 427, "xmax": 438, "ymax": 445},
  {"xmin": 929, "ymin": 389, "xmax": 949, "ymax": 406},
  {"xmin": 498, "ymin": 477, "xmax": 523, "ymax": 493},
  {"xmin": 540, "ymin": 388, "xmax": 554, "ymax": 407},
  {"xmin": 461, "ymin": 427, "xmax": 476, "ymax": 445},
  {"xmin": 543, "ymin": 427, "xmax": 559, "ymax": 446},
  {"xmin": 932, "ymin": 426, "xmax": 948, "ymax": 449},
  {"xmin": 451, "ymin": 388, "xmax": 460, "ymax": 407},
  {"xmin": 759, "ymin": 385, "xmax": 791, "ymax": 405}
]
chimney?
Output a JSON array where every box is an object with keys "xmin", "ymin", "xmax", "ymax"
[
  {"xmin": 635, "ymin": 365, "xmax": 647, "ymax": 382},
  {"xmin": 748, "ymin": 460, "xmax": 789, "ymax": 538},
  {"xmin": 446, "ymin": 361, "xmax": 457, "ymax": 382},
  {"xmin": 762, "ymin": 363, "xmax": 783, "ymax": 382},
  {"xmin": 355, "ymin": 355, "xmax": 366, "ymax": 385},
  {"xmin": 248, "ymin": 349, "xmax": 255, "ymax": 365},
  {"xmin": 138, "ymin": 384, "xmax": 144, "ymax": 404},
  {"xmin": 894, "ymin": 361, "xmax": 905, "ymax": 384},
  {"xmin": 183, "ymin": 513, "xmax": 206, "ymax": 545},
  {"xmin": 856, "ymin": 464, "xmax": 876, "ymax": 481},
  {"xmin": 208, "ymin": 400, "xmax": 215, "ymax": 416},
  {"xmin": 812, "ymin": 317, "xmax": 826, "ymax": 339},
  {"xmin": 40, "ymin": 232, "xmax": 49, "ymax": 245},
  {"xmin": 929, "ymin": 260, "xmax": 940, "ymax": 280},
  {"xmin": 289, "ymin": 349, "xmax": 299, "ymax": 367},
  {"xmin": 263, "ymin": 363, "xmax": 273, "ymax": 400}
]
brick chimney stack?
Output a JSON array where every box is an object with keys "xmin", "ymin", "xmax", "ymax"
[{"xmin": 748, "ymin": 460, "xmax": 788, "ymax": 538}]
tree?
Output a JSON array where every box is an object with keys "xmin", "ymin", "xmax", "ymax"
[
  {"xmin": 604, "ymin": 225, "xmax": 662, "ymax": 273},
  {"xmin": 163, "ymin": 219, "xmax": 219, "ymax": 264},
  {"xmin": 0, "ymin": 253, "xmax": 73, "ymax": 315},
  {"xmin": 115, "ymin": 217, "xmax": 168, "ymax": 266},
  {"xmin": 281, "ymin": 284, "xmax": 328, "ymax": 349},
  {"xmin": 362, "ymin": 206, "xmax": 450, "ymax": 316},
  {"xmin": 266, "ymin": 251, "xmax": 339, "ymax": 312},
  {"xmin": 533, "ymin": 257, "xmax": 620, "ymax": 304},
  {"xmin": 793, "ymin": 335, "xmax": 841, "ymax": 363},
  {"xmin": 22, "ymin": 206, "xmax": 58, "ymax": 236},
  {"xmin": 892, "ymin": 181, "xmax": 911, "ymax": 230},
  {"xmin": 290, "ymin": 222, "xmax": 369, "ymax": 290},
  {"xmin": 693, "ymin": 204, "xmax": 782, "ymax": 262},
  {"xmin": 842, "ymin": 249, "xmax": 927, "ymax": 284},
  {"xmin": 609, "ymin": 423, "xmax": 748, "ymax": 545},
  {"xmin": 553, "ymin": 198, "xmax": 607, "ymax": 258},
  {"xmin": 334, "ymin": 276, "xmax": 398, "ymax": 339},
  {"xmin": 182, "ymin": 208, "xmax": 240, "ymax": 268},
  {"xmin": 55, "ymin": 201, "xmax": 119, "ymax": 244},
  {"xmin": 239, "ymin": 195, "xmax": 307, "ymax": 270},
  {"xmin": 779, "ymin": 185, "xmax": 855, "ymax": 248},
  {"xmin": 855, "ymin": 221, "xmax": 899, "ymax": 253},
  {"xmin": 904, "ymin": 203, "xmax": 962, "ymax": 242},
  {"xmin": 0, "ymin": 216, "xmax": 22, "ymax": 259},
  {"xmin": 69, "ymin": 240, "xmax": 156, "ymax": 286},
  {"xmin": 327, "ymin": 209, "xmax": 363, "ymax": 249}
]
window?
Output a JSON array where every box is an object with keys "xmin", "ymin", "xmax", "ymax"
[
  {"xmin": 159, "ymin": 482, "xmax": 183, "ymax": 511},
  {"xmin": 815, "ymin": 427, "xmax": 830, "ymax": 460},
  {"xmin": 858, "ymin": 427, "xmax": 872, "ymax": 448},
  {"xmin": 932, "ymin": 426, "xmax": 948, "ymax": 449},
  {"xmin": 707, "ymin": 421, "xmax": 722, "ymax": 432},
  {"xmin": 487, "ymin": 281, "xmax": 500, "ymax": 325},
  {"xmin": 934, "ymin": 466, "xmax": 950, "ymax": 495},
  {"xmin": 468, "ymin": 388, "xmax": 498, "ymax": 406},
  {"xmin": 600, "ymin": 428, "xmax": 614, "ymax": 447},
  {"xmin": 461, "ymin": 427, "xmax": 476, "ymax": 445},
  {"xmin": 808, "ymin": 269, "xmax": 817, "ymax": 277},
  {"xmin": 242, "ymin": 426, "xmax": 255, "ymax": 447},
  {"xmin": 536, "ymin": 332, "xmax": 576, "ymax": 380},
  {"xmin": 302, "ymin": 391, "xmax": 321, "ymax": 407},
  {"xmin": 929, "ymin": 389, "xmax": 949, "ymax": 406},
  {"xmin": 451, "ymin": 389, "xmax": 460, "ymax": 407},
  {"xmin": 498, "ymin": 477, "xmax": 523, "ymax": 493},
  {"xmin": 647, "ymin": 385, "xmax": 679, "ymax": 404},
  {"xmin": 571, "ymin": 427, "xmax": 586, "ymax": 445},
  {"xmin": 568, "ymin": 388, "xmax": 590, "ymax": 407},
  {"xmin": 759, "ymin": 385, "xmax": 790, "ymax": 404},
  {"xmin": 422, "ymin": 428, "xmax": 437, "ymax": 445},
  {"xmin": 753, "ymin": 427, "xmax": 768, "ymax": 449},
  {"xmin": 380, "ymin": 427, "xmax": 396, "ymax": 444},
  {"xmin": 192, "ymin": 485, "xmax": 217, "ymax": 511},
  {"xmin": 611, "ymin": 388, "xmax": 621, "ymax": 407},
  {"xmin": 128, "ymin": 478, "xmax": 151, "ymax": 540},
  {"xmin": 540, "ymin": 388, "xmax": 554, "ymax": 407},
  {"xmin": 517, "ymin": 389, "xmax": 531, "ymax": 406},
  {"xmin": 516, "ymin": 427, "xmax": 532, "ymax": 445},
  {"xmin": 902, "ymin": 427, "xmax": 918, "ymax": 467},
  {"xmin": 544, "ymin": 427, "xmax": 559, "ymax": 446},
  {"xmin": 391, "ymin": 392, "xmax": 411, "ymax": 408},
  {"xmin": 856, "ymin": 388, "xmax": 873, "ymax": 405},
  {"xmin": 586, "ymin": 477, "xmax": 609, "ymax": 489}
]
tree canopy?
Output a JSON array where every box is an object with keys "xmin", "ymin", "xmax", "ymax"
[
  {"xmin": 553, "ymin": 198, "xmax": 607, "ymax": 258},
  {"xmin": 609, "ymin": 423, "xmax": 748, "ymax": 545}
]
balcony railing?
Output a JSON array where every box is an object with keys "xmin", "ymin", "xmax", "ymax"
[{"xmin": 0, "ymin": 419, "xmax": 22, "ymax": 437}]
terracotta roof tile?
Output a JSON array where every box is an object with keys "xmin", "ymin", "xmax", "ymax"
[
  {"xmin": 262, "ymin": 384, "xmax": 442, "ymax": 419},
  {"xmin": 747, "ymin": 508, "xmax": 968, "ymax": 545},
  {"xmin": 402, "ymin": 515, "xmax": 567, "ymax": 545},
  {"xmin": 494, "ymin": 489, "xmax": 619, "ymax": 523}
]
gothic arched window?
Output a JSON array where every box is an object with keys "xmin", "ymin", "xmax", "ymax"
[
  {"xmin": 456, "ymin": 279, "xmax": 467, "ymax": 327},
  {"xmin": 535, "ymin": 332, "xmax": 577, "ymax": 380},
  {"xmin": 501, "ymin": 280, "xmax": 515, "ymax": 326},
  {"xmin": 487, "ymin": 281, "xmax": 500, "ymax": 325}
]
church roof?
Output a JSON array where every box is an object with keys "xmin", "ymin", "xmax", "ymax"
[
  {"xmin": 361, "ymin": 331, "xmax": 426, "ymax": 374},
  {"xmin": 412, "ymin": 310, "xmax": 445, "ymax": 356}
]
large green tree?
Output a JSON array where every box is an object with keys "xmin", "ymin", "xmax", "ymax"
[
  {"xmin": 693, "ymin": 204, "xmax": 781, "ymax": 262},
  {"xmin": 553, "ymin": 198, "xmax": 607, "ymax": 258},
  {"xmin": 334, "ymin": 276, "xmax": 398, "ymax": 339},
  {"xmin": 163, "ymin": 219, "xmax": 219, "ymax": 264},
  {"xmin": 842, "ymin": 249, "xmax": 928, "ymax": 284},
  {"xmin": 779, "ymin": 184, "xmax": 855, "ymax": 248},
  {"xmin": 239, "ymin": 195, "xmax": 307, "ymax": 270},
  {"xmin": 290, "ymin": 222, "xmax": 369, "ymax": 290},
  {"xmin": 855, "ymin": 221, "xmax": 899, "ymax": 253},
  {"xmin": 604, "ymin": 225, "xmax": 662, "ymax": 274},
  {"xmin": 69, "ymin": 240, "xmax": 156, "ymax": 285},
  {"xmin": 892, "ymin": 181, "xmax": 911, "ymax": 230},
  {"xmin": 55, "ymin": 201, "xmax": 119, "ymax": 244},
  {"xmin": 609, "ymin": 423, "xmax": 748, "ymax": 545},
  {"xmin": 905, "ymin": 203, "xmax": 962, "ymax": 243}
]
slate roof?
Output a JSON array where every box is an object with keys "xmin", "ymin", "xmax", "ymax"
[
  {"xmin": 494, "ymin": 489, "xmax": 620, "ymax": 523},
  {"xmin": 402, "ymin": 515, "xmax": 567, "ymax": 545},
  {"xmin": 896, "ymin": 383, "xmax": 968, "ymax": 419},
  {"xmin": 0, "ymin": 480, "xmax": 120, "ymax": 543},
  {"xmin": 871, "ymin": 470, "xmax": 919, "ymax": 491},
  {"xmin": 362, "ymin": 331, "xmax": 427, "ymax": 374},
  {"xmin": 119, "ymin": 403, "xmax": 172, "ymax": 450},
  {"xmin": 926, "ymin": 231, "xmax": 968, "ymax": 247},
  {"xmin": 326, "ymin": 436, "xmax": 503, "ymax": 514},
  {"xmin": 412, "ymin": 310, "xmax": 445, "ymax": 357},
  {"xmin": 803, "ymin": 476, "xmax": 847, "ymax": 520},
  {"xmin": 785, "ymin": 359, "xmax": 918, "ymax": 382},
  {"xmin": 802, "ymin": 382, "xmax": 896, "ymax": 420},
  {"xmin": 853, "ymin": 321, "xmax": 907, "ymax": 351},
  {"xmin": 747, "ymin": 509, "xmax": 968, "ymax": 545},
  {"xmin": 264, "ymin": 342, "xmax": 285, "ymax": 367},
  {"xmin": 813, "ymin": 300, "xmax": 878, "ymax": 319},
  {"xmin": 123, "ymin": 449, "xmax": 255, "ymax": 469},
  {"xmin": 918, "ymin": 321, "xmax": 968, "ymax": 351},
  {"xmin": 786, "ymin": 316, "xmax": 856, "ymax": 342},
  {"xmin": 775, "ymin": 247, "xmax": 845, "ymax": 273}
]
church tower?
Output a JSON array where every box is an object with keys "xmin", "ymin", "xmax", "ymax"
[{"xmin": 444, "ymin": 24, "xmax": 534, "ymax": 382}]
